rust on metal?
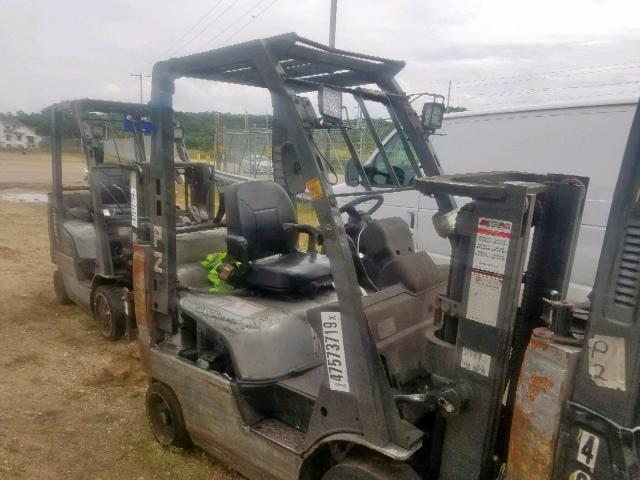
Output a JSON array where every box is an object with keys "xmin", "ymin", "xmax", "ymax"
[
  {"xmin": 507, "ymin": 328, "xmax": 580, "ymax": 480},
  {"xmin": 132, "ymin": 244, "xmax": 149, "ymax": 329},
  {"xmin": 526, "ymin": 373, "xmax": 554, "ymax": 402}
]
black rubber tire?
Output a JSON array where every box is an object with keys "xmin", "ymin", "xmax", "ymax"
[
  {"xmin": 322, "ymin": 454, "xmax": 420, "ymax": 480},
  {"xmin": 53, "ymin": 270, "xmax": 72, "ymax": 305},
  {"xmin": 146, "ymin": 382, "xmax": 192, "ymax": 449},
  {"xmin": 92, "ymin": 285, "xmax": 126, "ymax": 341}
]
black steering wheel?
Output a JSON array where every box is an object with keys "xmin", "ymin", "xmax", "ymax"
[{"xmin": 339, "ymin": 194, "xmax": 384, "ymax": 219}]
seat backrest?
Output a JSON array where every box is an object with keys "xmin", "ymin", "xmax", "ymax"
[
  {"xmin": 224, "ymin": 181, "xmax": 298, "ymax": 260},
  {"xmin": 92, "ymin": 164, "xmax": 131, "ymax": 205}
]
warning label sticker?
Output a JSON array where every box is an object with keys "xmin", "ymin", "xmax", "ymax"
[
  {"xmin": 466, "ymin": 217, "xmax": 512, "ymax": 327},
  {"xmin": 466, "ymin": 271, "xmax": 503, "ymax": 326},
  {"xmin": 472, "ymin": 218, "xmax": 512, "ymax": 274},
  {"xmin": 306, "ymin": 177, "xmax": 325, "ymax": 201}
]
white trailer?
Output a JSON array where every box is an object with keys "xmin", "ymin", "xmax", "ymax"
[{"xmin": 335, "ymin": 98, "xmax": 639, "ymax": 301}]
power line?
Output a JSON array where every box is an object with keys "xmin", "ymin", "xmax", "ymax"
[
  {"xmin": 175, "ymin": 0, "xmax": 242, "ymax": 55},
  {"xmin": 470, "ymin": 79, "xmax": 640, "ymax": 99},
  {"xmin": 218, "ymin": 0, "xmax": 280, "ymax": 47},
  {"xmin": 453, "ymin": 60, "xmax": 640, "ymax": 88},
  {"xmin": 163, "ymin": 0, "xmax": 226, "ymax": 58},
  {"xmin": 198, "ymin": 0, "xmax": 269, "ymax": 50},
  {"xmin": 471, "ymin": 90, "xmax": 640, "ymax": 108}
]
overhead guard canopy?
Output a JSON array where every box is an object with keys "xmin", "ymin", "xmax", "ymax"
[{"xmin": 162, "ymin": 32, "xmax": 406, "ymax": 92}]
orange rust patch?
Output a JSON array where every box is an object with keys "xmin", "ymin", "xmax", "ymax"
[
  {"xmin": 530, "ymin": 334, "xmax": 551, "ymax": 351},
  {"xmin": 508, "ymin": 403, "xmax": 553, "ymax": 479},
  {"xmin": 526, "ymin": 373, "xmax": 554, "ymax": 402}
]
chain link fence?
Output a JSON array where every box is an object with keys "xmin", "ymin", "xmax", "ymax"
[{"xmin": 213, "ymin": 118, "xmax": 396, "ymax": 182}]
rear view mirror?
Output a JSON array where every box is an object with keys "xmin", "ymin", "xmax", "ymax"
[
  {"xmin": 345, "ymin": 158, "xmax": 361, "ymax": 187},
  {"xmin": 318, "ymin": 86, "xmax": 343, "ymax": 123},
  {"xmin": 174, "ymin": 126, "xmax": 185, "ymax": 141}
]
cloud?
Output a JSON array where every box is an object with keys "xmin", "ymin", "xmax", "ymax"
[{"xmin": 0, "ymin": 0, "xmax": 638, "ymax": 113}]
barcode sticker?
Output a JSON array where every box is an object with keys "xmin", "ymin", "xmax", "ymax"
[{"xmin": 321, "ymin": 312, "xmax": 350, "ymax": 392}]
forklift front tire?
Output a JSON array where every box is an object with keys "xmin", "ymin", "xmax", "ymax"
[
  {"xmin": 146, "ymin": 382, "xmax": 191, "ymax": 449},
  {"xmin": 53, "ymin": 270, "xmax": 72, "ymax": 305},
  {"xmin": 93, "ymin": 285, "xmax": 126, "ymax": 341},
  {"xmin": 321, "ymin": 454, "xmax": 421, "ymax": 480}
]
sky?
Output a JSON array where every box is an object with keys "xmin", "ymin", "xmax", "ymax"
[{"xmin": 1, "ymin": 0, "xmax": 639, "ymax": 114}]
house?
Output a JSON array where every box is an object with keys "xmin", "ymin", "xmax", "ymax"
[{"xmin": 0, "ymin": 115, "xmax": 41, "ymax": 149}]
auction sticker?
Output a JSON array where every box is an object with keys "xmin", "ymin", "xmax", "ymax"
[
  {"xmin": 588, "ymin": 335, "xmax": 626, "ymax": 391},
  {"xmin": 466, "ymin": 217, "xmax": 512, "ymax": 327},
  {"xmin": 577, "ymin": 429, "xmax": 600, "ymax": 471},
  {"xmin": 321, "ymin": 311, "xmax": 350, "ymax": 392}
]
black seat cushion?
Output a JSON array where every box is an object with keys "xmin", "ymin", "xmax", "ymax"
[
  {"xmin": 248, "ymin": 251, "xmax": 332, "ymax": 293},
  {"xmin": 223, "ymin": 181, "xmax": 333, "ymax": 293}
]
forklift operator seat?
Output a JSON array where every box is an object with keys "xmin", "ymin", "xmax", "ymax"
[{"xmin": 224, "ymin": 181, "xmax": 332, "ymax": 293}]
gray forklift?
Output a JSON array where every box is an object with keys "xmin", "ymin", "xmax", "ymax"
[
  {"xmin": 48, "ymin": 99, "xmax": 218, "ymax": 340},
  {"xmin": 133, "ymin": 33, "xmax": 640, "ymax": 479}
]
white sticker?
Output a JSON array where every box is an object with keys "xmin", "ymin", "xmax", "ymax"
[
  {"xmin": 102, "ymin": 208, "xmax": 111, "ymax": 217},
  {"xmin": 153, "ymin": 251, "xmax": 163, "ymax": 273},
  {"xmin": 577, "ymin": 430, "xmax": 600, "ymax": 471},
  {"xmin": 472, "ymin": 217, "xmax": 512, "ymax": 275},
  {"xmin": 466, "ymin": 271, "xmax": 503, "ymax": 327},
  {"xmin": 466, "ymin": 218, "xmax": 512, "ymax": 327},
  {"xmin": 460, "ymin": 347, "xmax": 491, "ymax": 377},
  {"xmin": 321, "ymin": 312, "xmax": 350, "ymax": 392},
  {"xmin": 130, "ymin": 183, "xmax": 138, "ymax": 227},
  {"xmin": 588, "ymin": 335, "xmax": 626, "ymax": 391}
]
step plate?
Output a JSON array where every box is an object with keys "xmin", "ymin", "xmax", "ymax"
[{"xmin": 251, "ymin": 418, "xmax": 305, "ymax": 454}]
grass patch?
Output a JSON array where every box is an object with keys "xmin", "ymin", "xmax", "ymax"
[{"xmin": 129, "ymin": 428, "xmax": 239, "ymax": 480}]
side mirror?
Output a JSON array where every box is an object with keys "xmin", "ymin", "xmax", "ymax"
[
  {"xmin": 421, "ymin": 100, "xmax": 446, "ymax": 132},
  {"xmin": 345, "ymin": 158, "xmax": 361, "ymax": 187},
  {"xmin": 318, "ymin": 85, "xmax": 343, "ymax": 123}
]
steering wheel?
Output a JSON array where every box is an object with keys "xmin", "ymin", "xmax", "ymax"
[{"xmin": 339, "ymin": 194, "xmax": 384, "ymax": 219}]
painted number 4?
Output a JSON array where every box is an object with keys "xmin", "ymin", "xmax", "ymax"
[{"xmin": 577, "ymin": 430, "xmax": 600, "ymax": 471}]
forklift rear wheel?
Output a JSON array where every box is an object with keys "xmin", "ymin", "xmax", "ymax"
[
  {"xmin": 146, "ymin": 382, "xmax": 191, "ymax": 449},
  {"xmin": 53, "ymin": 270, "xmax": 72, "ymax": 305},
  {"xmin": 321, "ymin": 455, "xmax": 420, "ymax": 480},
  {"xmin": 93, "ymin": 285, "xmax": 125, "ymax": 341}
]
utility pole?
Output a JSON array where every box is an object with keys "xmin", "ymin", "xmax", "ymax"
[
  {"xmin": 130, "ymin": 73, "xmax": 151, "ymax": 104},
  {"xmin": 214, "ymin": 112, "xmax": 223, "ymax": 170},
  {"xmin": 446, "ymin": 80, "xmax": 452, "ymax": 112},
  {"xmin": 329, "ymin": 0, "xmax": 337, "ymax": 47}
]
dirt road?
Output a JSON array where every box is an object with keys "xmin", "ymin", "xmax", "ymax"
[{"xmin": 0, "ymin": 150, "xmax": 239, "ymax": 480}]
